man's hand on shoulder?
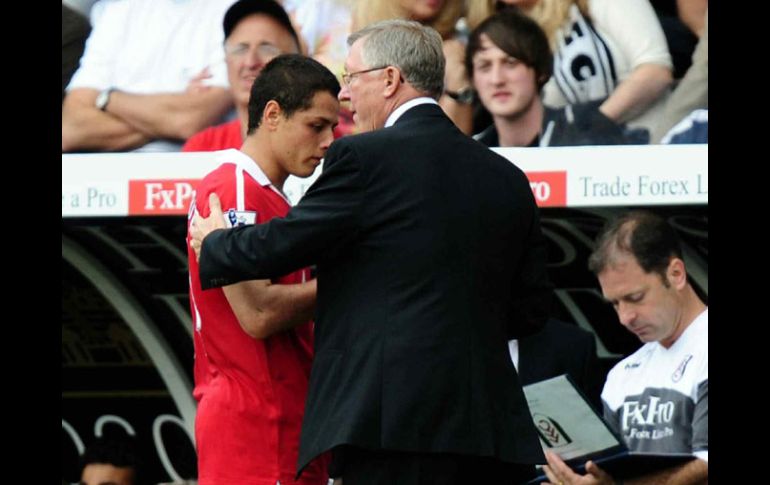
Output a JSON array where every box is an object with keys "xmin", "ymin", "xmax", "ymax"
[{"xmin": 190, "ymin": 192, "xmax": 226, "ymax": 261}]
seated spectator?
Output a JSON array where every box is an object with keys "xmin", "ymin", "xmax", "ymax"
[
  {"xmin": 467, "ymin": 9, "xmax": 638, "ymax": 147},
  {"xmin": 183, "ymin": 0, "xmax": 302, "ymax": 152},
  {"xmin": 499, "ymin": 0, "xmax": 673, "ymax": 135},
  {"xmin": 80, "ymin": 435, "xmax": 140, "ymax": 485},
  {"xmin": 542, "ymin": 211, "xmax": 708, "ymax": 484},
  {"xmin": 62, "ymin": 0, "xmax": 236, "ymax": 153}
]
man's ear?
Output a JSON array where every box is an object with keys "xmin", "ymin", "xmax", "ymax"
[
  {"xmin": 667, "ymin": 257, "xmax": 687, "ymax": 290},
  {"xmin": 262, "ymin": 100, "xmax": 283, "ymax": 130},
  {"xmin": 383, "ymin": 66, "xmax": 402, "ymax": 97}
]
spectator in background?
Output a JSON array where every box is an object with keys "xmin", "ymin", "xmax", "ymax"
[
  {"xmin": 542, "ymin": 211, "xmax": 708, "ymax": 485},
  {"xmin": 62, "ymin": 4, "xmax": 90, "ymax": 103},
  {"xmin": 499, "ymin": 0, "xmax": 673, "ymax": 136},
  {"xmin": 651, "ymin": 8, "xmax": 707, "ymax": 144},
  {"xmin": 183, "ymin": 0, "xmax": 302, "ymax": 152},
  {"xmin": 80, "ymin": 436, "xmax": 140, "ymax": 485},
  {"xmin": 62, "ymin": 0, "xmax": 236, "ymax": 153},
  {"xmin": 468, "ymin": 9, "xmax": 636, "ymax": 147},
  {"xmin": 187, "ymin": 54, "xmax": 339, "ymax": 485}
]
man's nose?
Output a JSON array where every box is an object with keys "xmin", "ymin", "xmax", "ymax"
[
  {"xmin": 490, "ymin": 64, "xmax": 506, "ymax": 84},
  {"xmin": 617, "ymin": 303, "xmax": 636, "ymax": 326},
  {"xmin": 244, "ymin": 49, "xmax": 268, "ymax": 69},
  {"xmin": 338, "ymin": 83, "xmax": 351, "ymax": 102},
  {"xmin": 321, "ymin": 128, "xmax": 334, "ymax": 150}
]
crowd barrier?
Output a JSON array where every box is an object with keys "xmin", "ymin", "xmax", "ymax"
[{"xmin": 62, "ymin": 144, "xmax": 707, "ymax": 217}]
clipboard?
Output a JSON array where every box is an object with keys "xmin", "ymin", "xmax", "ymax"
[{"xmin": 522, "ymin": 375, "xmax": 694, "ymax": 483}]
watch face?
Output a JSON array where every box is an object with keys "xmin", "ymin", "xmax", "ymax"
[
  {"xmin": 96, "ymin": 89, "xmax": 111, "ymax": 110},
  {"xmin": 457, "ymin": 89, "xmax": 474, "ymax": 104},
  {"xmin": 447, "ymin": 88, "xmax": 474, "ymax": 104}
]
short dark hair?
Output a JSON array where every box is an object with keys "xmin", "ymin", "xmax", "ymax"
[
  {"xmin": 223, "ymin": 0, "xmax": 300, "ymax": 52},
  {"xmin": 588, "ymin": 211, "xmax": 684, "ymax": 281},
  {"xmin": 466, "ymin": 8, "xmax": 553, "ymax": 91},
  {"xmin": 80, "ymin": 436, "xmax": 141, "ymax": 483},
  {"xmin": 247, "ymin": 54, "xmax": 340, "ymax": 134}
]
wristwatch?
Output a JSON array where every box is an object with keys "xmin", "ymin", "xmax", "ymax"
[
  {"xmin": 443, "ymin": 87, "xmax": 474, "ymax": 105},
  {"xmin": 95, "ymin": 88, "xmax": 115, "ymax": 111}
]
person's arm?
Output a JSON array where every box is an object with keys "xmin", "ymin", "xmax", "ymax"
[
  {"xmin": 591, "ymin": 0, "xmax": 673, "ymax": 124},
  {"xmin": 543, "ymin": 451, "xmax": 708, "ymax": 485},
  {"xmin": 439, "ymin": 38, "xmax": 473, "ymax": 134},
  {"xmin": 598, "ymin": 63, "xmax": 672, "ymax": 124},
  {"xmin": 438, "ymin": 95, "xmax": 473, "ymax": 135},
  {"xmin": 61, "ymin": 0, "xmax": 152, "ymax": 152},
  {"xmin": 625, "ymin": 459, "xmax": 707, "ymax": 485},
  {"xmin": 193, "ymin": 140, "xmax": 364, "ymax": 289},
  {"xmin": 223, "ymin": 278, "xmax": 317, "ymax": 339},
  {"xmin": 543, "ymin": 451, "xmax": 612, "ymax": 485},
  {"xmin": 105, "ymin": 87, "xmax": 233, "ymax": 141},
  {"xmin": 676, "ymin": 0, "xmax": 707, "ymax": 37},
  {"xmin": 62, "ymin": 88, "xmax": 151, "ymax": 152}
]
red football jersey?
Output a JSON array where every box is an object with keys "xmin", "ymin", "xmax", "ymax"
[{"xmin": 187, "ymin": 149, "xmax": 327, "ymax": 485}]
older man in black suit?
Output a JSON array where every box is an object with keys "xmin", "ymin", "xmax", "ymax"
[{"xmin": 191, "ymin": 19, "xmax": 552, "ymax": 485}]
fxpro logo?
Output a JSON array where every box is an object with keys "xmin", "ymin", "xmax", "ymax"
[
  {"xmin": 525, "ymin": 171, "xmax": 567, "ymax": 207},
  {"xmin": 129, "ymin": 179, "xmax": 200, "ymax": 215},
  {"xmin": 621, "ymin": 396, "xmax": 675, "ymax": 431}
]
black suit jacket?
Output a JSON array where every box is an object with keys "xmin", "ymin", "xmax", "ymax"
[
  {"xmin": 200, "ymin": 103, "xmax": 553, "ymax": 473},
  {"xmin": 517, "ymin": 319, "xmax": 604, "ymax": 410}
]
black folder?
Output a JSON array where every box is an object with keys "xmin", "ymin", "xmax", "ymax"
[{"xmin": 522, "ymin": 375, "xmax": 694, "ymax": 484}]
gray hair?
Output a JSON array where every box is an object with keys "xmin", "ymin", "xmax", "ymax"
[{"xmin": 348, "ymin": 19, "xmax": 445, "ymax": 99}]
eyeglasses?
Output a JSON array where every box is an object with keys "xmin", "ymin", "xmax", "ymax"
[
  {"xmin": 225, "ymin": 42, "xmax": 282, "ymax": 62},
  {"xmin": 341, "ymin": 66, "xmax": 388, "ymax": 86}
]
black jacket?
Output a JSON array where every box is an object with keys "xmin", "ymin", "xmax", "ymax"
[
  {"xmin": 475, "ymin": 100, "xmax": 645, "ymax": 147},
  {"xmin": 518, "ymin": 318, "xmax": 604, "ymax": 410},
  {"xmin": 200, "ymin": 103, "xmax": 553, "ymax": 474}
]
